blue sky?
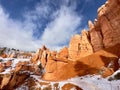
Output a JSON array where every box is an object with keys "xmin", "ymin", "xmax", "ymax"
[{"xmin": 0, "ymin": 0, "xmax": 106, "ymax": 51}]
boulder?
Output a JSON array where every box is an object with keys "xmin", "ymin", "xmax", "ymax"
[{"xmin": 62, "ymin": 83, "xmax": 82, "ymax": 90}]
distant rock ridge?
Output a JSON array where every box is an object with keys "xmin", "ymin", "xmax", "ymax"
[{"xmin": 0, "ymin": 47, "xmax": 33, "ymax": 59}]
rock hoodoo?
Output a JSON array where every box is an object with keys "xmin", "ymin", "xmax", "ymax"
[{"xmin": 68, "ymin": 30, "xmax": 93, "ymax": 61}]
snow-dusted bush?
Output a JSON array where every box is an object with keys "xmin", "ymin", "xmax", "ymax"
[{"xmin": 108, "ymin": 70, "xmax": 120, "ymax": 81}]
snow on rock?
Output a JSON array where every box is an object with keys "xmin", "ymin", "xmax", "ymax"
[
  {"xmin": 1, "ymin": 57, "xmax": 120, "ymax": 90},
  {"xmin": 110, "ymin": 69, "xmax": 120, "ymax": 78},
  {"xmin": 14, "ymin": 71, "xmax": 120, "ymax": 90},
  {"xmin": 27, "ymin": 71, "xmax": 120, "ymax": 90},
  {"xmin": 19, "ymin": 70, "xmax": 34, "ymax": 75},
  {"xmin": 37, "ymin": 60, "xmax": 41, "ymax": 65},
  {"xmin": 15, "ymin": 83, "xmax": 29, "ymax": 90},
  {"xmin": 65, "ymin": 74, "xmax": 120, "ymax": 90},
  {"xmin": 15, "ymin": 86, "xmax": 29, "ymax": 90},
  {"xmin": 11, "ymin": 58, "xmax": 30, "ymax": 68},
  {"xmin": 0, "ymin": 68, "xmax": 11, "ymax": 74},
  {"xmin": 107, "ymin": 69, "xmax": 120, "ymax": 81},
  {"xmin": 28, "ymin": 74, "xmax": 120, "ymax": 90},
  {"xmin": 0, "ymin": 58, "xmax": 30, "ymax": 74},
  {"xmin": 30, "ymin": 75, "xmax": 42, "ymax": 82}
]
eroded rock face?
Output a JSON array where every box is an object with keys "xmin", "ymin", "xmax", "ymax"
[
  {"xmin": 0, "ymin": 74, "xmax": 12, "ymax": 89},
  {"xmin": 0, "ymin": 63, "xmax": 4, "ymax": 72},
  {"xmin": 68, "ymin": 34, "xmax": 81, "ymax": 60},
  {"xmin": 68, "ymin": 0, "xmax": 120, "ymax": 55},
  {"xmin": 30, "ymin": 0, "xmax": 120, "ymax": 78},
  {"xmin": 31, "ymin": 45, "xmax": 50, "ymax": 68},
  {"xmin": 0, "ymin": 59, "xmax": 42, "ymax": 90},
  {"xmin": 89, "ymin": 0, "xmax": 120, "ymax": 50},
  {"xmin": 68, "ymin": 30, "xmax": 93, "ymax": 61},
  {"xmin": 57, "ymin": 47, "xmax": 68, "ymax": 59},
  {"xmin": 45, "ymin": 53, "xmax": 57, "ymax": 73},
  {"xmin": 0, "ymin": 53, "xmax": 7, "ymax": 58},
  {"xmin": 62, "ymin": 83, "xmax": 82, "ymax": 90},
  {"xmin": 80, "ymin": 30, "xmax": 93, "ymax": 57},
  {"xmin": 89, "ymin": 20, "xmax": 104, "ymax": 52}
]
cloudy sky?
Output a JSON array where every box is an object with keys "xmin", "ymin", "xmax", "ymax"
[{"xmin": 0, "ymin": 0, "xmax": 106, "ymax": 51}]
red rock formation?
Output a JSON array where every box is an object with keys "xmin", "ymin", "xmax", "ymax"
[
  {"xmin": 0, "ymin": 63, "xmax": 4, "ymax": 72},
  {"xmin": 0, "ymin": 74, "xmax": 12, "ymax": 89},
  {"xmin": 88, "ymin": 20, "xmax": 104, "ymax": 52},
  {"xmin": 57, "ymin": 46, "xmax": 68, "ymax": 59},
  {"xmin": 55, "ymin": 47, "xmax": 68, "ymax": 62},
  {"xmin": 68, "ymin": 34, "xmax": 81, "ymax": 60},
  {"xmin": 1, "ymin": 0, "xmax": 120, "ymax": 88},
  {"xmin": 31, "ymin": 45, "xmax": 50, "ymax": 68},
  {"xmin": 62, "ymin": 83, "xmax": 82, "ymax": 90},
  {"xmin": 99, "ymin": 1, "xmax": 120, "ymax": 48},
  {"xmin": 45, "ymin": 54, "xmax": 57, "ymax": 73},
  {"xmin": 41, "ymin": 0, "xmax": 120, "ymax": 80},
  {"xmin": 6, "ymin": 60, "xmax": 12, "ymax": 67},
  {"xmin": 89, "ymin": 0, "xmax": 120, "ymax": 50},
  {"xmin": 8, "ymin": 52, "xmax": 17, "ymax": 58},
  {"xmin": 79, "ymin": 30, "xmax": 93, "ymax": 57},
  {"xmin": 31, "ymin": 0, "xmax": 120, "ymax": 78},
  {"xmin": 0, "ymin": 53, "xmax": 7, "ymax": 58},
  {"xmin": 68, "ymin": 0, "xmax": 120, "ymax": 54},
  {"xmin": 43, "ymin": 44, "xmax": 120, "ymax": 80},
  {"xmin": 40, "ymin": 50, "xmax": 49, "ymax": 68},
  {"xmin": 30, "ymin": 49, "xmax": 40, "ymax": 63},
  {"xmin": 68, "ymin": 30, "xmax": 93, "ymax": 61}
]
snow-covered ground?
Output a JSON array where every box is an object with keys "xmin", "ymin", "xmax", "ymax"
[
  {"xmin": 0, "ymin": 57, "xmax": 120, "ymax": 90},
  {"xmin": 66, "ymin": 75, "xmax": 120, "ymax": 90},
  {"xmin": 16, "ymin": 72, "xmax": 120, "ymax": 90}
]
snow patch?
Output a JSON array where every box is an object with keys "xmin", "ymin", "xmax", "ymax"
[
  {"xmin": 37, "ymin": 60, "xmax": 41, "ymax": 65},
  {"xmin": 0, "ymin": 58, "xmax": 30, "ymax": 74},
  {"xmin": 0, "ymin": 68, "xmax": 11, "ymax": 74}
]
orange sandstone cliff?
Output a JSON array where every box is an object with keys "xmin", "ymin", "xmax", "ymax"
[{"xmin": 30, "ymin": 0, "xmax": 120, "ymax": 80}]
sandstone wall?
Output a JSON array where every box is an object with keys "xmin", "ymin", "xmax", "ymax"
[
  {"xmin": 90, "ymin": 0, "xmax": 120, "ymax": 50},
  {"xmin": 69, "ymin": 0, "xmax": 120, "ymax": 57},
  {"xmin": 68, "ymin": 30, "xmax": 93, "ymax": 61}
]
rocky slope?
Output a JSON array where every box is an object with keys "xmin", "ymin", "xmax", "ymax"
[{"xmin": 0, "ymin": 0, "xmax": 120, "ymax": 89}]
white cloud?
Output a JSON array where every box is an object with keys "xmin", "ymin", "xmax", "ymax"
[
  {"xmin": 41, "ymin": 6, "xmax": 81, "ymax": 49},
  {"xmin": 0, "ymin": 1, "xmax": 82, "ymax": 51},
  {"xmin": 0, "ymin": 6, "xmax": 40, "ymax": 51}
]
